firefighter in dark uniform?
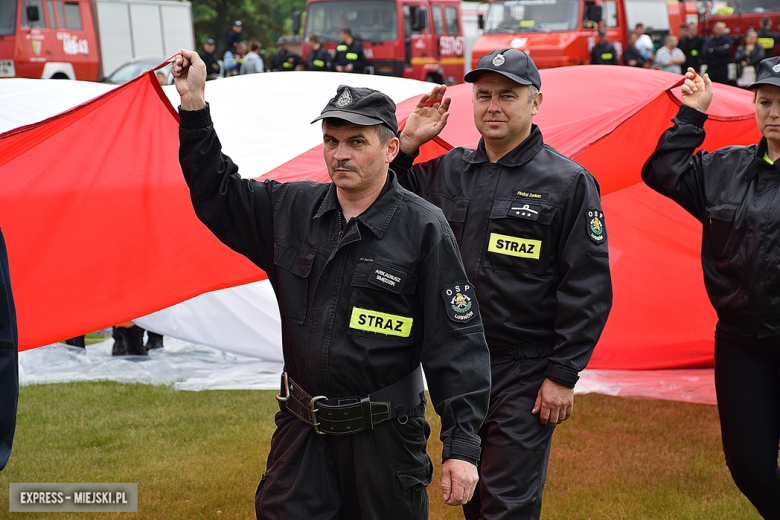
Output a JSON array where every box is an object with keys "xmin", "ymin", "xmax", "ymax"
[
  {"xmin": 391, "ymin": 49, "xmax": 613, "ymax": 520},
  {"xmin": 199, "ymin": 39, "xmax": 221, "ymax": 80},
  {"xmin": 270, "ymin": 37, "xmax": 302, "ymax": 72},
  {"xmin": 642, "ymin": 62, "xmax": 780, "ymax": 520},
  {"xmin": 305, "ymin": 34, "xmax": 332, "ymax": 71},
  {"xmin": 335, "ymin": 28, "xmax": 365, "ymax": 73},
  {"xmin": 758, "ymin": 16, "xmax": 778, "ymax": 59},
  {"xmin": 171, "ymin": 49, "xmax": 491, "ymax": 519},
  {"xmin": 591, "ymin": 28, "xmax": 620, "ymax": 65},
  {"xmin": 0, "ymin": 226, "xmax": 18, "ymax": 471}
]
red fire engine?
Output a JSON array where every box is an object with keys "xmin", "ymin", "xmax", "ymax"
[{"xmin": 299, "ymin": 0, "xmax": 466, "ymax": 83}]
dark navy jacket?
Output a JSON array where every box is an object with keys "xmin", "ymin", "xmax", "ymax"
[
  {"xmin": 0, "ymin": 226, "xmax": 18, "ymax": 471},
  {"xmin": 178, "ymin": 106, "xmax": 491, "ymax": 463},
  {"xmin": 391, "ymin": 125, "xmax": 613, "ymax": 387},
  {"xmin": 643, "ymin": 105, "xmax": 780, "ymax": 339}
]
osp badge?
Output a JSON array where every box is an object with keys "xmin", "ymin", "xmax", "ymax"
[
  {"xmin": 336, "ymin": 88, "xmax": 353, "ymax": 107},
  {"xmin": 442, "ymin": 283, "xmax": 477, "ymax": 323},
  {"xmin": 587, "ymin": 209, "xmax": 606, "ymax": 244}
]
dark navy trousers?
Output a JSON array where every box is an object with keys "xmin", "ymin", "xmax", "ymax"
[{"xmin": 0, "ymin": 227, "xmax": 18, "ymax": 471}]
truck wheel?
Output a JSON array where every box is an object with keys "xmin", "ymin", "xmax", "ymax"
[
  {"xmin": 51, "ymin": 73, "xmax": 70, "ymax": 80},
  {"xmin": 426, "ymin": 73, "xmax": 444, "ymax": 84}
]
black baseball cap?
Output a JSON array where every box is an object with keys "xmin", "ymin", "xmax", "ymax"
[
  {"xmin": 204, "ymin": 38, "xmax": 215, "ymax": 45},
  {"xmin": 748, "ymin": 56, "xmax": 780, "ymax": 90},
  {"xmin": 312, "ymin": 86, "xmax": 398, "ymax": 134},
  {"xmin": 464, "ymin": 48, "xmax": 541, "ymax": 90}
]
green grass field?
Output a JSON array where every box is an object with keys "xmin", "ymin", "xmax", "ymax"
[{"xmin": 0, "ymin": 382, "xmax": 759, "ymax": 519}]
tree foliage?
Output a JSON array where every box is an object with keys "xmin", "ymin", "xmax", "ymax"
[{"xmin": 191, "ymin": 0, "xmax": 306, "ymax": 56}]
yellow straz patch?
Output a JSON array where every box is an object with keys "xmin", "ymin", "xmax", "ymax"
[
  {"xmin": 349, "ymin": 308, "xmax": 413, "ymax": 337},
  {"xmin": 487, "ymin": 233, "xmax": 542, "ymax": 259}
]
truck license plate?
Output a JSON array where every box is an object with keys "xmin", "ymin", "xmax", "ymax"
[{"xmin": 0, "ymin": 61, "xmax": 15, "ymax": 77}]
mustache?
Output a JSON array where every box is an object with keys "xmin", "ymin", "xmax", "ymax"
[{"xmin": 332, "ymin": 161, "xmax": 358, "ymax": 172}]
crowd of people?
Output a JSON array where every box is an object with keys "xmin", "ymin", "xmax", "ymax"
[
  {"xmin": 197, "ymin": 21, "xmax": 367, "ymax": 79},
  {"xmin": 594, "ymin": 17, "xmax": 778, "ymax": 88}
]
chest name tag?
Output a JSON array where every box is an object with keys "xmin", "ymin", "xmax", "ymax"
[
  {"xmin": 350, "ymin": 308, "xmax": 413, "ymax": 337},
  {"xmin": 487, "ymin": 233, "xmax": 541, "ymax": 259},
  {"xmin": 367, "ymin": 264, "xmax": 406, "ymax": 294},
  {"xmin": 515, "ymin": 190, "xmax": 548, "ymax": 201}
]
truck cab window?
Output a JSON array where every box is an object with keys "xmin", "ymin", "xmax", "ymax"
[
  {"xmin": 64, "ymin": 2, "xmax": 81, "ymax": 29},
  {"xmin": 432, "ymin": 5, "xmax": 443, "ymax": 34},
  {"xmin": 0, "ymin": 0, "xmax": 17, "ymax": 35},
  {"xmin": 47, "ymin": 0, "xmax": 57, "ymax": 28},
  {"xmin": 602, "ymin": 1, "xmax": 617, "ymax": 27},
  {"xmin": 445, "ymin": 5, "xmax": 459, "ymax": 35},
  {"xmin": 22, "ymin": 0, "xmax": 46, "ymax": 28}
]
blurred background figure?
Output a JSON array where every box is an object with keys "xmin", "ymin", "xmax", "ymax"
[
  {"xmin": 703, "ymin": 21, "xmax": 734, "ymax": 85},
  {"xmin": 200, "ymin": 38, "xmax": 221, "ymax": 80},
  {"xmin": 335, "ymin": 28, "xmax": 365, "ymax": 73},
  {"xmin": 679, "ymin": 23, "xmax": 704, "ymax": 74},
  {"xmin": 241, "ymin": 40, "xmax": 265, "ymax": 74},
  {"xmin": 305, "ymin": 34, "xmax": 332, "ymax": 71},
  {"xmin": 0, "ymin": 226, "xmax": 18, "ymax": 471},
  {"xmin": 225, "ymin": 21, "xmax": 243, "ymax": 54},
  {"xmin": 634, "ymin": 23, "xmax": 654, "ymax": 60},
  {"xmin": 623, "ymin": 32, "xmax": 646, "ymax": 67},
  {"xmin": 757, "ymin": 16, "xmax": 778, "ymax": 58},
  {"xmin": 735, "ymin": 29, "xmax": 764, "ymax": 88},
  {"xmin": 223, "ymin": 41, "xmax": 246, "ymax": 77},
  {"xmin": 270, "ymin": 37, "xmax": 302, "ymax": 71},
  {"xmin": 591, "ymin": 28, "xmax": 619, "ymax": 65},
  {"xmin": 655, "ymin": 34, "xmax": 686, "ymax": 74}
]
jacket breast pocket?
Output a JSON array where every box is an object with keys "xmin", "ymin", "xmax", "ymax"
[
  {"xmin": 273, "ymin": 244, "xmax": 315, "ymax": 325},
  {"xmin": 435, "ymin": 196, "xmax": 469, "ymax": 246},
  {"xmin": 348, "ymin": 260, "xmax": 418, "ymax": 344},
  {"xmin": 705, "ymin": 203, "xmax": 737, "ymax": 260},
  {"xmin": 483, "ymin": 200, "xmax": 559, "ymax": 274}
]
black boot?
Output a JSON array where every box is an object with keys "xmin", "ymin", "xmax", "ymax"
[
  {"xmin": 145, "ymin": 331, "xmax": 164, "ymax": 350},
  {"xmin": 65, "ymin": 335, "xmax": 85, "ymax": 348},
  {"xmin": 124, "ymin": 325, "xmax": 147, "ymax": 356},
  {"xmin": 111, "ymin": 327, "xmax": 126, "ymax": 356}
]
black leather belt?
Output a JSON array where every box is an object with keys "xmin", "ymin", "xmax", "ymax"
[{"xmin": 276, "ymin": 366, "xmax": 425, "ymax": 435}]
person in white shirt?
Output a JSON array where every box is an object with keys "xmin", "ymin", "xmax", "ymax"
[
  {"xmin": 634, "ymin": 23, "xmax": 654, "ymax": 59},
  {"xmin": 241, "ymin": 40, "xmax": 264, "ymax": 74},
  {"xmin": 655, "ymin": 34, "xmax": 686, "ymax": 74}
]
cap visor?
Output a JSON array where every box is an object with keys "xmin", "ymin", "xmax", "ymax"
[
  {"xmin": 464, "ymin": 68, "xmax": 535, "ymax": 86},
  {"xmin": 748, "ymin": 78, "xmax": 780, "ymax": 90},
  {"xmin": 311, "ymin": 110, "xmax": 384, "ymax": 126}
]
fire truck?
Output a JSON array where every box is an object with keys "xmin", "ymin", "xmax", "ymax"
[
  {"xmin": 0, "ymin": 0, "xmax": 194, "ymax": 80},
  {"xmin": 699, "ymin": 0, "xmax": 780, "ymax": 53},
  {"xmin": 470, "ymin": 0, "xmax": 699, "ymax": 69},
  {"xmin": 298, "ymin": 0, "xmax": 466, "ymax": 84}
]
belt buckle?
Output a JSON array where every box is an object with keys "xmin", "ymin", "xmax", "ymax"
[
  {"xmin": 310, "ymin": 395, "xmax": 327, "ymax": 435},
  {"xmin": 275, "ymin": 371, "xmax": 291, "ymax": 402}
]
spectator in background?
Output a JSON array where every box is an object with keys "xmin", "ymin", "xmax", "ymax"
[
  {"xmin": 634, "ymin": 23, "xmax": 654, "ymax": 60},
  {"xmin": 241, "ymin": 40, "xmax": 264, "ymax": 74},
  {"xmin": 679, "ymin": 22, "xmax": 704, "ymax": 73},
  {"xmin": 655, "ymin": 34, "xmax": 686, "ymax": 74},
  {"xmin": 270, "ymin": 37, "xmax": 302, "ymax": 72},
  {"xmin": 757, "ymin": 16, "xmax": 778, "ymax": 58},
  {"xmin": 703, "ymin": 21, "xmax": 734, "ymax": 84},
  {"xmin": 735, "ymin": 29, "xmax": 765, "ymax": 88},
  {"xmin": 155, "ymin": 71, "xmax": 167, "ymax": 86},
  {"xmin": 678, "ymin": 23, "xmax": 688, "ymax": 40},
  {"xmin": 591, "ymin": 28, "xmax": 619, "ymax": 65},
  {"xmin": 200, "ymin": 38, "xmax": 221, "ymax": 80},
  {"xmin": 305, "ymin": 34, "xmax": 332, "ymax": 71},
  {"xmin": 223, "ymin": 41, "xmax": 246, "ymax": 78},
  {"xmin": 0, "ymin": 226, "xmax": 18, "ymax": 472},
  {"xmin": 225, "ymin": 21, "xmax": 243, "ymax": 53},
  {"xmin": 335, "ymin": 28, "xmax": 365, "ymax": 73},
  {"xmin": 623, "ymin": 32, "xmax": 646, "ymax": 67}
]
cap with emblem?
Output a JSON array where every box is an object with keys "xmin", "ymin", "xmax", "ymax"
[
  {"xmin": 311, "ymin": 85, "xmax": 398, "ymax": 134},
  {"xmin": 233, "ymin": 20, "xmax": 242, "ymax": 26},
  {"xmin": 277, "ymin": 37, "xmax": 286, "ymax": 45},
  {"xmin": 464, "ymin": 48, "xmax": 541, "ymax": 90},
  {"xmin": 748, "ymin": 56, "xmax": 780, "ymax": 90},
  {"xmin": 204, "ymin": 38, "xmax": 215, "ymax": 45}
]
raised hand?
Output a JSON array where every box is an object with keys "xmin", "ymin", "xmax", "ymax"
[
  {"xmin": 171, "ymin": 49, "xmax": 207, "ymax": 111},
  {"xmin": 398, "ymin": 85, "xmax": 451, "ymax": 155},
  {"xmin": 680, "ymin": 67, "xmax": 713, "ymax": 114}
]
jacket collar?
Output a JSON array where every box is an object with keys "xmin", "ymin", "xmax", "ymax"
[
  {"xmin": 463, "ymin": 124, "xmax": 545, "ymax": 166},
  {"xmin": 751, "ymin": 137, "xmax": 777, "ymax": 178},
  {"xmin": 314, "ymin": 171, "xmax": 403, "ymax": 240}
]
